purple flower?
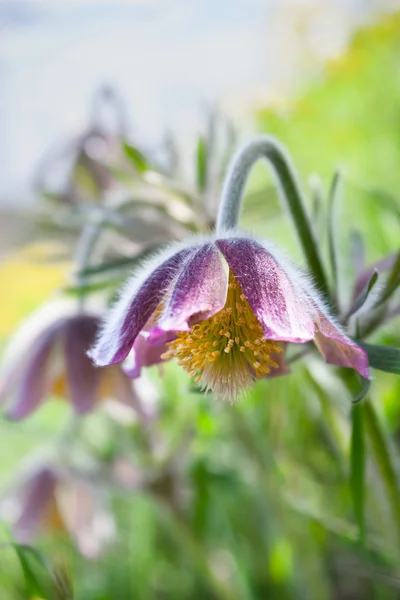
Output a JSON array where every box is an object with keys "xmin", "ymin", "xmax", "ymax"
[
  {"xmin": 351, "ymin": 252, "xmax": 398, "ymax": 301},
  {"xmin": 89, "ymin": 235, "xmax": 369, "ymax": 400},
  {"xmin": 2, "ymin": 464, "xmax": 114, "ymax": 559},
  {"xmin": 0, "ymin": 313, "xmax": 142, "ymax": 419}
]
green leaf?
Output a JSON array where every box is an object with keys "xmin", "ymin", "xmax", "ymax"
[
  {"xmin": 158, "ymin": 503, "xmax": 241, "ymax": 600},
  {"xmin": 363, "ymin": 187, "xmax": 400, "ymax": 221},
  {"xmin": 364, "ymin": 402, "xmax": 400, "ymax": 546},
  {"xmin": 123, "ymin": 142, "xmax": 150, "ymax": 174},
  {"xmin": 361, "ymin": 342, "xmax": 400, "ymax": 374},
  {"xmin": 352, "ymin": 376, "xmax": 371, "ymax": 404},
  {"xmin": 271, "ymin": 143, "xmax": 331, "ymax": 302},
  {"xmin": 346, "ymin": 270, "xmax": 378, "ymax": 319},
  {"xmin": 117, "ymin": 198, "xmax": 169, "ymax": 214},
  {"xmin": 377, "ymin": 250, "xmax": 400, "ymax": 305},
  {"xmin": 40, "ymin": 190, "xmax": 67, "ymax": 204},
  {"xmin": 327, "ymin": 170, "xmax": 341, "ymax": 294},
  {"xmin": 64, "ymin": 277, "xmax": 123, "ymax": 296},
  {"xmin": 350, "ymin": 403, "xmax": 365, "ymax": 545},
  {"xmin": 13, "ymin": 543, "xmax": 52, "ymax": 598},
  {"xmin": 77, "ymin": 246, "xmax": 162, "ymax": 277},
  {"xmin": 196, "ymin": 136, "xmax": 208, "ymax": 193},
  {"xmin": 309, "ymin": 175, "xmax": 324, "ymax": 240},
  {"xmin": 350, "ymin": 230, "xmax": 365, "ymax": 274}
]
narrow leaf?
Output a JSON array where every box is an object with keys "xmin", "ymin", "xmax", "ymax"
[
  {"xmin": 350, "ymin": 230, "xmax": 365, "ymax": 275},
  {"xmin": 365, "ymin": 187, "xmax": 400, "ymax": 220},
  {"xmin": 123, "ymin": 142, "xmax": 150, "ymax": 174},
  {"xmin": 352, "ymin": 376, "xmax": 371, "ymax": 404},
  {"xmin": 361, "ymin": 343, "xmax": 400, "ymax": 374},
  {"xmin": 196, "ymin": 136, "xmax": 208, "ymax": 192},
  {"xmin": 346, "ymin": 270, "xmax": 379, "ymax": 319},
  {"xmin": 13, "ymin": 543, "xmax": 50, "ymax": 597},
  {"xmin": 327, "ymin": 170, "xmax": 341, "ymax": 292},
  {"xmin": 64, "ymin": 277, "xmax": 123, "ymax": 296},
  {"xmin": 377, "ymin": 250, "xmax": 400, "ymax": 305},
  {"xmin": 350, "ymin": 403, "xmax": 365, "ymax": 545},
  {"xmin": 163, "ymin": 131, "xmax": 180, "ymax": 177},
  {"xmin": 77, "ymin": 246, "xmax": 162, "ymax": 277},
  {"xmin": 309, "ymin": 174, "xmax": 324, "ymax": 241},
  {"xmin": 364, "ymin": 402, "xmax": 400, "ymax": 546}
]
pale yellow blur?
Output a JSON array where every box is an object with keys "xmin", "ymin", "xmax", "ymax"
[{"xmin": 0, "ymin": 244, "xmax": 68, "ymax": 338}]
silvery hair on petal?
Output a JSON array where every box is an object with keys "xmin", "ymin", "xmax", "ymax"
[{"xmin": 88, "ymin": 234, "xmax": 214, "ymax": 366}]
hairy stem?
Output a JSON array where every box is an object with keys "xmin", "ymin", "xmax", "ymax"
[
  {"xmin": 216, "ymin": 136, "xmax": 330, "ymax": 301},
  {"xmin": 74, "ymin": 218, "xmax": 104, "ymax": 310}
]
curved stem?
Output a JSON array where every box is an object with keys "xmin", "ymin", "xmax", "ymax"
[{"xmin": 216, "ymin": 136, "xmax": 330, "ymax": 301}]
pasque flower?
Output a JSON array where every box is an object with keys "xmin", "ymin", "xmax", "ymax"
[
  {"xmin": 89, "ymin": 136, "xmax": 370, "ymax": 399},
  {"xmin": 1, "ymin": 465, "xmax": 114, "ymax": 558},
  {"xmin": 89, "ymin": 235, "xmax": 369, "ymax": 400},
  {"xmin": 0, "ymin": 312, "xmax": 142, "ymax": 419}
]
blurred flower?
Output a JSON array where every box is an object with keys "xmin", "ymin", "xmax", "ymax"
[
  {"xmin": 346, "ymin": 250, "xmax": 400, "ymax": 336},
  {"xmin": 89, "ymin": 234, "xmax": 369, "ymax": 400},
  {"xmin": 35, "ymin": 86, "xmax": 129, "ymax": 208},
  {"xmin": 0, "ymin": 313, "xmax": 142, "ymax": 420},
  {"xmin": 1, "ymin": 465, "xmax": 114, "ymax": 559},
  {"xmin": 351, "ymin": 252, "xmax": 399, "ymax": 302}
]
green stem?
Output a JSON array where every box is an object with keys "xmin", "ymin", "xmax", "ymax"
[
  {"xmin": 327, "ymin": 170, "xmax": 341, "ymax": 309},
  {"xmin": 364, "ymin": 401, "xmax": 400, "ymax": 546},
  {"xmin": 215, "ymin": 136, "xmax": 330, "ymax": 301},
  {"xmin": 161, "ymin": 504, "xmax": 241, "ymax": 600},
  {"xmin": 74, "ymin": 218, "xmax": 104, "ymax": 310},
  {"xmin": 350, "ymin": 402, "xmax": 365, "ymax": 545}
]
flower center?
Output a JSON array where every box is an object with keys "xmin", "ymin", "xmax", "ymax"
[{"xmin": 161, "ymin": 271, "xmax": 282, "ymax": 400}]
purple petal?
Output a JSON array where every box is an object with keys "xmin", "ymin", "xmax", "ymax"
[
  {"xmin": 89, "ymin": 246, "xmax": 195, "ymax": 366},
  {"xmin": 59, "ymin": 483, "xmax": 114, "ymax": 559},
  {"xmin": 216, "ymin": 238, "xmax": 315, "ymax": 343},
  {"xmin": 104, "ymin": 365, "xmax": 151, "ymax": 419},
  {"xmin": 148, "ymin": 243, "xmax": 228, "ymax": 342},
  {"xmin": 5, "ymin": 325, "xmax": 58, "ymax": 420},
  {"xmin": 14, "ymin": 467, "xmax": 58, "ymax": 542},
  {"xmin": 123, "ymin": 332, "xmax": 167, "ymax": 378},
  {"xmin": 65, "ymin": 316, "xmax": 101, "ymax": 414},
  {"xmin": 314, "ymin": 310, "xmax": 370, "ymax": 379},
  {"xmin": 0, "ymin": 368, "xmax": 20, "ymax": 409},
  {"xmin": 352, "ymin": 253, "xmax": 398, "ymax": 300},
  {"xmin": 264, "ymin": 343, "xmax": 291, "ymax": 378}
]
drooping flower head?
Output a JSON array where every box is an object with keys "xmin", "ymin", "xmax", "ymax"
[
  {"xmin": 89, "ymin": 234, "xmax": 369, "ymax": 400},
  {"xmin": 0, "ymin": 311, "xmax": 142, "ymax": 419},
  {"xmin": 1, "ymin": 464, "xmax": 114, "ymax": 558}
]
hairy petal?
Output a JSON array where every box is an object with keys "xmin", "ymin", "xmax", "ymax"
[
  {"xmin": 352, "ymin": 253, "xmax": 398, "ymax": 301},
  {"xmin": 65, "ymin": 316, "xmax": 101, "ymax": 414},
  {"xmin": 123, "ymin": 332, "xmax": 167, "ymax": 378},
  {"xmin": 314, "ymin": 310, "xmax": 370, "ymax": 379},
  {"xmin": 149, "ymin": 243, "xmax": 228, "ymax": 342},
  {"xmin": 216, "ymin": 238, "xmax": 315, "ymax": 343},
  {"xmin": 5, "ymin": 325, "xmax": 58, "ymax": 420},
  {"xmin": 105, "ymin": 366, "xmax": 152, "ymax": 420},
  {"xmin": 89, "ymin": 245, "xmax": 195, "ymax": 366}
]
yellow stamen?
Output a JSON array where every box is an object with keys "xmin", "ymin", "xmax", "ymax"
[{"xmin": 163, "ymin": 271, "xmax": 282, "ymax": 400}]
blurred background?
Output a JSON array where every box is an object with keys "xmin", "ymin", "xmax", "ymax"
[{"xmin": 1, "ymin": 1, "xmax": 400, "ymax": 598}]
